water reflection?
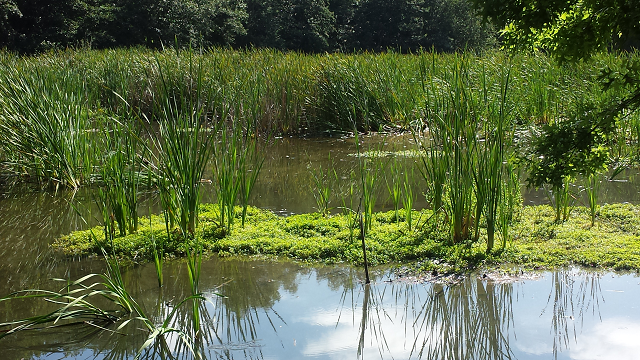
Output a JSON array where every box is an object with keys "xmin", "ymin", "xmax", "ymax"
[
  {"xmin": 351, "ymin": 278, "xmax": 516, "ymax": 360},
  {"xmin": 542, "ymin": 271, "xmax": 604, "ymax": 359},
  {"xmin": 3, "ymin": 256, "xmax": 640, "ymax": 360},
  {"xmin": 2, "ymin": 135, "xmax": 640, "ymax": 359}
]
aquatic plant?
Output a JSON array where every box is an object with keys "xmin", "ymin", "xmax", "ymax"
[
  {"xmin": 419, "ymin": 55, "xmax": 478, "ymax": 243},
  {"xmin": 239, "ymin": 140, "xmax": 264, "ymax": 227},
  {"xmin": 149, "ymin": 50, "xmax": 214, "ymax": 237},
  {"xmin": 476, "ymin": 65, "xmax": 512, "ymax": 252},
  {"xmin": 213, "ymin": 120, "xmax": 263, "ymax": 234},
  {"xmin": 309, "ymin": 154, "xmax": 338, "ymax": 216},
  {"xmin": 586, "ymin": 174, "xmax": 601, "ymax": 227},
  {"xmin": 403, "ymin": 168, "xmax": 415, "ymax": 231},
  {"xmin": 213, "ymin": 123, "xmax": 243, "ymax": 235},
  {"xmin": 385, "ymin": 158, "xmax": 402, "ymax": 223},
  {"xmin": 417, "ymin": 53, "xmax": 517, "ymax": 251},
  {"xmin": 549, "ymin": 177, "xmax": 573, "ymax": 223},
  {"xmin": 499, "ymin": 162, "xmax": 521, "ymax": 249},
  {"xmin": 100, "ymin": 117, "xmax": 145, "ymax": 236},
  {"xmin": 0, "ymin": 60, "xmax": 95, "ymax": 188},
  {"xmin": 1, "ymin": 48, "xmax": 638, "ymax": 194}
]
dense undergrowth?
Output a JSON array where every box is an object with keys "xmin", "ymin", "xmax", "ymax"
[
  {"xmin": 55, "ymin": 203, "xmax": 640, "ymax": 274},
  {"xmin": 0, "ymin": 48, "xmax": 632, "ymax": 137}
]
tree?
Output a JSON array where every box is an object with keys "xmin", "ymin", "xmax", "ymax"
[
  {"xmin": 241, "ymin": 0, "xmax": 335, "ymax": 52},
  {"xmin": 327, "ymin": 0, "xmax": 356, "ymax": 51},
  {"xmin": 471, "ymin": 0, "xmax": 640, "ymax": 62},
  {"xmin": 349, "ymin": 0, "xmax": 494, "ymax": 53},
  {"xmin": 0, "ymin": 0, "xmax": 20, "ymax": 46},
  {"xmin": 471, "ymin": 0, "xmax": 640, "ymax": 188},
  {"xmin": 0, "ymin": 0, "xmax": 85, "ymax": 52},
  {"xmin": 113, "ymin": 0, "xmax": 247, "ymax": 49}
]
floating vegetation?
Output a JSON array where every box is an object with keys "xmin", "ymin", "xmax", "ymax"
[
  {"xmin": 55, "ymin": 203, "xmax": 640, "ymax": 274},
  {"xmin": 348, "ymin": 149, "xmax": 425, "ymax": 158}
]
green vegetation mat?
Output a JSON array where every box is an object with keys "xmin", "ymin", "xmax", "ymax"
[{"xmin": 54, "ymin": 203, "xmax": 640, "ymax": 273}]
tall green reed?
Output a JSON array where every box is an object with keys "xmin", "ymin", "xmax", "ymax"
[
  {"xmin": 550, "ymin": 177, "xmax": 573, "ymax": 223},
  {"xmin": 354, "ymin": 132, "xmax": 384, "ymax": 233},
  {"xmin": 475, "ymin": 65, "xmax": 511, "ymax": 252},
  {"xmin": 149, "ymin": 50, "xmax": 214, "ymax": 237},
  {"xmin": 339, "ymin": 170, "xmax": 359, "ymax": 243},
  {"xmin": 417, "ymin": 53, "xmax": 516, "ymax": 250},
  {"xmin": 499, "ymin": 162, "xmax": 521, "ymax": 249},
  {"xmin": 586, "ymin": 174, "xmax": 600, "ymax": 227},
  {"xmin": 309, "ymin": 154, "xmax": 338, "ymax": 216},
  {"xmin": 100, "ymin": 117, "xmax": 144, "ymax": 236},
  {"xmin": 213, "ymin": 123, "xmax": 242, "ymax": 235},
  {"xmin": 385, "ymin": 159, "xmax": 402, "ymax": 223},
  {"xmin": 420, "ymin": 56, "xmax": 477, "ymax": 243},
  {"xmin": 0, "ymin": 63, "xmax": 95, "ymax": 188},
  {"xmin": 212, "ymin": 120, "xmax": 263, "ymax": 233},
  {"xmin": 403, "ymin": 167, "xmax": 415, "ymax": 231},
  {"xmin": 144, "ymin": 50, "xmax": 215, "ymax": 342},
  {"xmin": 239, "ymin": 141, "xmax": 263, "ymax": 227}
]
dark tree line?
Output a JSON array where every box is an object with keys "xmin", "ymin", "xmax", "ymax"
[{"xmin": 0, "ymin": 0, "xmax": 494, "ymax": 53}]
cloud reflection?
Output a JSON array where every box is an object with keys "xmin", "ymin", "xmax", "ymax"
[{"xmin": 571, "ymin": 318, "xmax": 640, "ymax": 360}]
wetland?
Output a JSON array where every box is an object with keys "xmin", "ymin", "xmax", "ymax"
[{"xmin": 1, "ymin": 49, "xmax": 640, "ymax": 359}]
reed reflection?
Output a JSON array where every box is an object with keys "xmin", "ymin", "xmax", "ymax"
[
  {"xmin": 543, "ymin": 270, "xmax": 603, "ymax": 359},
  {"xmin": 351, "ymin": 277, "xmax": 516, "ymax": 360}
]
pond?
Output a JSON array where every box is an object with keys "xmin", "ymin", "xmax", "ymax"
[
  {"xmin": 1, "ymin": 135, "xmax": 640, "ymax": 359},
  {"xmin": 2, "ymin": 257, "xmax": 640, "ymax": 360}
]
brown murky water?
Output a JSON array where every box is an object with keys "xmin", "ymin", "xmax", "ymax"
[{"xmin": 1, "ymin": 135, "xmax": 640, "ymax": 359}]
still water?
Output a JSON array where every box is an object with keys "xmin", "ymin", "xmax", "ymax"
[
  {"xmin": 2, "ymin": 259, "xmax": 640, "ymax": 360},
  {"xmin": 1, "ymin": 135, "xmax": 640, "ymax": 359}
]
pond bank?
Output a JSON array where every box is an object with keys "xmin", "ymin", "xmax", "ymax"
[{"xmin": 55, "ymin": 203, "xmax": 640, "ymax": 274}]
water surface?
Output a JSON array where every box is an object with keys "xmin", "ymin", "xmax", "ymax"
[{"xmin": 1, "ymin": 135, "xmax": 640, "ymax": 359}]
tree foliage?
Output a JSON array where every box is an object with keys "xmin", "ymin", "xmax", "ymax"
[
  {"xmin": 350, "ymin": 0, "xmax": 494, "ymax": 52},
  {"xmin": 0, "ymin": 0, "xmax": 247, "ymax": 52},
  {"xmin": 0, "ymin": 0, "xmax": 494, "ymax": 53},
  {"xmin": 241, "ymin": 0, "xmax": 335, "ymax": 52},
  {"xmin": 471, "ymin": 0, "xmax": 640, "ymax": 62},
  {"xmin": 471, "ymin": 0, "xmax": 640, "ymax": 187}
]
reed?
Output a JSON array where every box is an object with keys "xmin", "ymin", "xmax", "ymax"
[
  {"xmin": 239, "ymin": 140, "xmax": 264, "ymax": 227},
  {"xmin": 309, "ymin": 154, "xmax": 337, "ymax": 216},
  {"xmin": 147, "ymin": 174, "xmax": 164, "ymax": 288},
  {"xmin": 586, "ymin": 174, "xmax": 600, "ymax": 227},
  {"xmin": 0, "ymin": 61, "xmax": 95, "ymax": 188},
  {"xmin": 476, "ymin": 65, "xmax": 512, "ymax": 252},
  {"xmin": 1, "ymin": 48, "xmax": 637, "ymax": 194},
  {"xmin": 212, "ymin": 120, "xmax": 263, "ymax": 233},
  {"xmin": 213, "ymin": 123, "xmax": 242, "ymax": 235},
  {"xmin": 100, "ymin": 117, "xmax": 144, "ymax": 236},
  {"xmin": 338, "ymin": 170, "xmax": 359, "ymax": 243},
  {"xmin": 354, "ymin": 132, "xmax": 384, "ymax": 233},
  {"xmin": 421, "ymin": 55, "xmax": 478, "ymax": 243},
  {"xmin": 403, "ymin": 167, "xmax": 415, "ymax": 231},
  {"xmin": 416, "ymin": 53, "xmax": 518, "ymax": 250},
  {"xmin": 149, "ymin": 50, "xmax": 214, "ymax": 237},
  {"xmin": 499, "ymin": 162, "xmax": 521, "ymax": 249},
  {"xmin": 385, "ymin": 159, "xmax": 402, "ymax": 223},
  {"xmin": 550, "ymin": 177, "xmax": 573, "ymax": 223}
]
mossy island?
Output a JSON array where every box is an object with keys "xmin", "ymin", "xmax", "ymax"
[{"xmin": 55, "ymin": 203, "xmax": 640, "ymax": 275}]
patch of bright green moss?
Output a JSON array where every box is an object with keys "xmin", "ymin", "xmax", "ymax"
[{"xmin": 54, "ymin": 203, "xmax": 640, "ymax": 273}]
